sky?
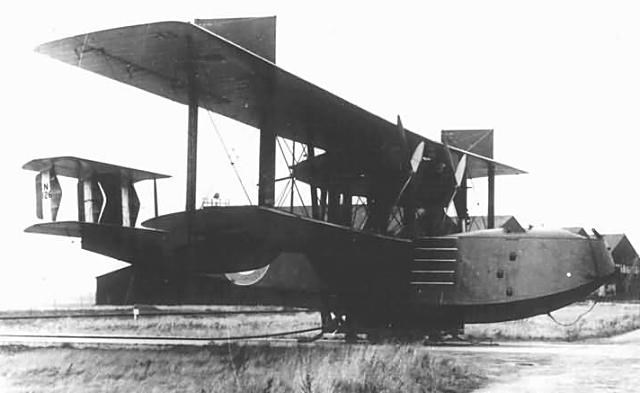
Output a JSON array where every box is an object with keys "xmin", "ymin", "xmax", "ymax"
[{"xmin": 1, "ymin": 1, "xmax": 639, "ymax": 308}]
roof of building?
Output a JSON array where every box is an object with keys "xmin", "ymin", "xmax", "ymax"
[
  {"xmin": 467, "ymin": 215, "xmax": 523, "ymax": 232},
  {"xmin": 564, "ymin": 227, "xmax": 590, "ymax": 237},
  {"xmin": 604, "ymin": 234, "xmax": 626, "ymax": 250},
  {"xmin": 602, "ymin": 234, "xmax": 639, "ymax": 267}
]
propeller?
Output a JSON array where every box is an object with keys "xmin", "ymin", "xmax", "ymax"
[
  {"xmin": 397, "ymin": 115, "xmax": 409, "ymax": 160},
  {"xmin": 392, "ymin": 116, "xmax": 425, "ymax": 206},
  {"xmin": 443, "ymin": 143, "xmax": 467, "ymax": 217},
  {"xmin": 394, "ymin": 141, "xmax": 425, "ymax": 205}
]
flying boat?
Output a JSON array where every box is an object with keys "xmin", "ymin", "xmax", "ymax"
[{"xmin": 25, "ymin": 17, "xmax": 615, "ymax": 336}]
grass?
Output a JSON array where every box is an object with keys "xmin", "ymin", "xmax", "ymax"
[
  {"xmin": 2, "ymin": 302, "xmax": 639, "ymax": 391},
  {"xmin": 0, "ymin": 310, "xmax": 320, "ymax": 339},
  {"xmin": 0, "ymin": 307, "xmax": 487, "ymax": 391},
  {"xmin": 2, "ymin": 302, "xmax": 640, "ymax": 342},
  {"xmin": 465, "ymin": 301, "xmax": 640, "ymax": 341},
  {"xmin": 0, "ymin": 344, "xmax": 485, "ymax": 393}
]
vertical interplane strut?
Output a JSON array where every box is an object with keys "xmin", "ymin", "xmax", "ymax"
[
  {"xmin": 258, "ymin": 128, "xmax": 276, "ymax": 207},
  {"xmin": 487, "ymin": 163, "xmax": 495, "ymax": 229},
  {"xmin": 185, "ymin": 36, "xmax": 198, "ymax": 212},
  {"xmin": 306, "ymin": 143, "xmax": 320, "ymax": 219}
]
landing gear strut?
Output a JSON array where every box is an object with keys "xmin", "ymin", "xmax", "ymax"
[{"xmin": 321, "ymin": 309, "xmax": 359, "ymax": 342}]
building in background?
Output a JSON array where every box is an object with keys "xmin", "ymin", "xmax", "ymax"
[
  {"xmin": 465, "ymin": 215, "xmax": 524, "ymax": 233},
  {"xmin": 603, "ymin": 234, "xmax": 640, "ymax": 299},
  {"xmin": 565, "ymin": 229, "xmax": 640, "ymax": 299}
]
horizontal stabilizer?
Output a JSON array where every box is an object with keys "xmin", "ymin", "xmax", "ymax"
[
  {"xmin": 25, "ymin": 222, "xmax": 167, "ymax": 264},
  {"xmin": 23, "ymin": 156, "xmax": 169, "ymax": 182}
]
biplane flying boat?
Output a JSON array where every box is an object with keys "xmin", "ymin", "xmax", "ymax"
[{"xmin": 25, "ymin": 17, "xmax": 615, "ymax": 335}]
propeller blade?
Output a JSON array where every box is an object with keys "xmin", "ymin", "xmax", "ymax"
[
  {"xmin": 454, "ymin": 154, "xmax": 467, "ymax": 185},
  {"xmin": 443, "ymin": 142, "xmax": 457, "ymax": 178},
  {"xmin": 410, "ymin": 141, "xmax": 425, "ymax": 174},
  {"xmin": 393, "ymin": 141, "xmax": 426, "ymax": 206},
  {"xmin": 445, "ymin": 152, "xmax": 467, "ymax": 217},
  {"xmin": 385, "ymin": 115, "xmax": 410, "ymax": 172},
  {"xmin": 395, "ymin": 176, "xmax": 413, "ymax": 204},
  {"xmin": 397, "ymin": 115, "xmax": 408, "ymax": 151}
]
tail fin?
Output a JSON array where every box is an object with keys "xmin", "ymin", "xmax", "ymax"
[
  {"xmin": 35, "ymin": 168, "xmax": 62, "ymax": 221},
  {"xmin": 441, "ymin": 129, "xmax": 493, "ymax": 158},
  {"xmin": 77, "ymin": 178, "xmax": 104, "ymax": 223},
  {"xmin": 24, "ymin": 156, "xmax": 168, "ymax": 226}
]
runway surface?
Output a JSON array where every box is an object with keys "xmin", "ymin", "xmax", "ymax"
[{"xmin": 470, "ymin": 330, "xmax": 640, "ymax": 392}]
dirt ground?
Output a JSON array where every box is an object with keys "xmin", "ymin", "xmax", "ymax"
[{"xmin": 446, "ymin": 329, "xmax": 640, "ymax": 392}]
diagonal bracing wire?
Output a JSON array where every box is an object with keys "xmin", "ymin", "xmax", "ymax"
[
  {"xmin": 206, "ymin": 110, "xmax": 253, "ymax": 205},
  {"xmin": 275, "ymin": 137, "xmax": 310, "ymax": 217}
]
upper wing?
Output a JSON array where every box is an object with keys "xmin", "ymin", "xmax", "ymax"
[
  {"xmin": 448, "ymin": 147, "xmax": 525, "ymax": 178},
  {"xmin": 36, "ymin": 21, "xmax": 524, "ymax": 178},
  {"xmin": 35, "ymin": 21, "xmax": 376, "ymax": 153}
]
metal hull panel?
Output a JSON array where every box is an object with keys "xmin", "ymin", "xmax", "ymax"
[
  {"xmin": 449, "ymin": 230, "xmax": 614, "ymax": 305},
  {"xmin": 39, "ymin": 207, "xmax": 614, "ymax": 328}
]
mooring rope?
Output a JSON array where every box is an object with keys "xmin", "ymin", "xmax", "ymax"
[
  {"xmin": 546, "ymin": 301, "xmax": 598, "ymax": 327},
  {"xmin": 0, "ymin": 326, "xmax": 323, "ymax": 342}
]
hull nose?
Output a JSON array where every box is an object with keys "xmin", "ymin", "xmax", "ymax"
[{"xmin": 450, "ymin": 229, "xmax": 616, "ymax": 322}]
